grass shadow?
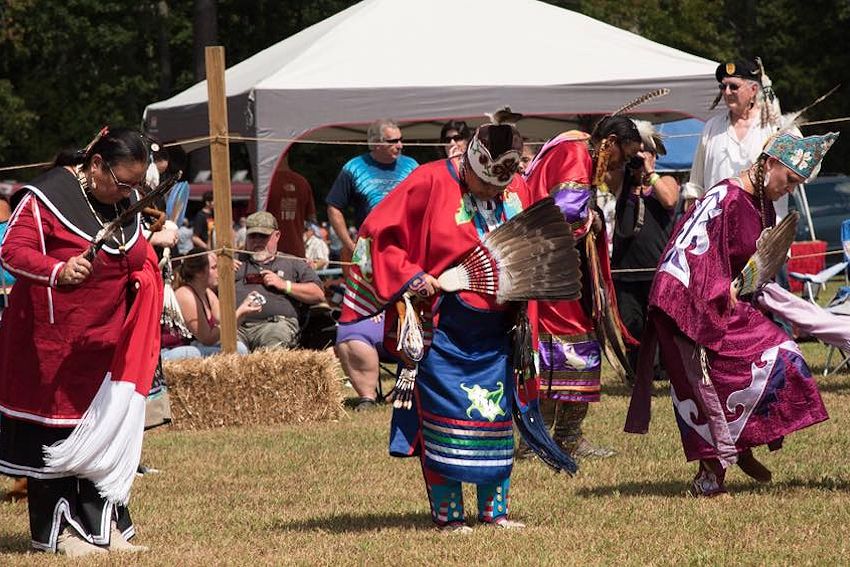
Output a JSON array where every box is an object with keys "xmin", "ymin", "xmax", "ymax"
[
  {"xmin": 274, "ymin": 511, "xmax": 433, "ymax": 533},
  {"xmin": 814, "ymin": 378, "xmax": 850, "ymax": 394},
  {"xmin": 575, "ymin": 480, "xmax": 688, "ymax": 498},
  {"xmin": 576, "ymin": 476, "xmax": 850, "ymax": 498},
  {"xmin": 0, "ymin": 532, "xmax": 32, "ymax": 554}
]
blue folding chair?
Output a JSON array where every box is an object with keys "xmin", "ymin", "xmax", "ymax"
[
  {"xmin": 815, "ymin": 219, "xmax": 850, "ymax": 375},
  {"xmin": 789, "ymin": 219, "xmax": 850, "ymax": 303}
]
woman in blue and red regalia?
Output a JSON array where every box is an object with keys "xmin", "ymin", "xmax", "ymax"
[
  {"xmin": 522, "ymin": 116, "xmax": 640, "ymax": 459},
  {"xmin": 0, "ymin": 128, "xmax": 161, "ymax": 556},
  {"xmin": 626, "ymin": 131, "xmax": 838, "ymax": 496},
  {"xmin": 339, "ymin": 124, "xmax": 529, "ymax": 531}
]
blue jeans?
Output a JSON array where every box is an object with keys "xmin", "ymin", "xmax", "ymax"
[{"xmin": 161, "ymin": 340, "xmax": 249, "ymax": 361}]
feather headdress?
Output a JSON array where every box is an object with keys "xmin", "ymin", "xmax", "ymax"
[
  {"xmin": 755, "ymin": 57, "xmax": 783, "ymax": 129},
  {"xmin": 437, "ymin": 197, "xmax": 582, "ymax": 302},
  {"xmin": 485, "ymin": 106, "xmax": 524, "ymax": 125},
  {"xmin": 732, "ymin": 211, "xmax": 799, "ymax": 296},
  {"xmin": 632, "ymin": 119, "xmax": 667, "ymax": 156}
]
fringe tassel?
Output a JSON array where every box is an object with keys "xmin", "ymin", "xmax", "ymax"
[
  {"xmin": 391, "ymin": 365, "xmax": 418, "ymax": 410},
  {"xmin": 397, "ymin": 294, "xmax": 424, "ymax": 362},
  {"xmin": 43, "ymin": 376, "xmax": 146, "ymax": 505},
  {"xmin": 698, "ymin": 346, "xmax": 711, "ymax": 386}
]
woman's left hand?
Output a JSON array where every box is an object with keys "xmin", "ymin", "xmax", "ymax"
[
  {"xmin": 58, "ymin": 254, "xmax": 93, "ymax": 286},
  {"xmin": 638, "ymin": 150, "xmax": 656, "ymax": 174}
]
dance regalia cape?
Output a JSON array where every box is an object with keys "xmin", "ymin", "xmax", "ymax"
[
  {"xmin": 0, "ymin": 168, "xmax": 163, "ymax": 504},
  {"xmin": 339, "ymin": 159, "xmax": 531, "ymax": 484},
  {"xmin": 625, "ymin": 180, "xmax": 827, "ymax": 467},
  {"xmin": 523, "ymin": 132, "xmax": 634, "ymax": 403}
]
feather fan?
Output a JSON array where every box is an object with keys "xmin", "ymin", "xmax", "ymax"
[
  {"xmin": 732, "ymin": 211, "xmax": 799, "ymax": 297},
  {"xmin": 437, "ymin": 198, "xmax": 582, "ymax": 302}
]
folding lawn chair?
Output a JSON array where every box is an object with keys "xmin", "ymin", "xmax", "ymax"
[{"xmin": 789, "ymin": 219, "xmax": 850, "ymax": 303}]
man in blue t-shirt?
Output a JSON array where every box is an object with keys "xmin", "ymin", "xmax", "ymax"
[{"xmin": 327, "ymin": 118, "xmax": 418, "ymax": 411}]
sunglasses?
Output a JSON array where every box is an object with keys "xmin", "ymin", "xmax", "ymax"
[
  {"xmin": 718, "ymin": 82, "xmax": 741, "ymax": 92},
  {"xmin": 105, "ymin": 162, "xmax": 145, "ymax": 193},
  {"xmin": 442, "ymin": 134, "xmax": 466, "ymax": 143},
  {"xmin": 383, "ymin": 137, "xmax": 403, "ymax": 145}
]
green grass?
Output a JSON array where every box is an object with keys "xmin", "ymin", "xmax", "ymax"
[{"xmin": 2, "ymin": 293, "xmax": 850, "ymax": 565}]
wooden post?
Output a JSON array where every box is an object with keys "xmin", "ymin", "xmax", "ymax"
[{"xmin": 205, "ymin": 46, "xmax": 237, "ymax": 353}]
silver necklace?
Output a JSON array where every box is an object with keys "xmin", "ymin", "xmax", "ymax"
[{"xmin": 75, "ymin": 167, "xmax": 127, "ymax": 253}]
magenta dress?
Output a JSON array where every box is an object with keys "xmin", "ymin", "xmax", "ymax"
[{"xmin": 627, "ymin": 179, "xmax": 827, "ymax": 467}]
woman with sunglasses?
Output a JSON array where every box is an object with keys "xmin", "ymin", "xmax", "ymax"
[
  {"xmin": 438, "ymin": 119, "xmax": 471, "ymax": 159},
  {"xmin": 689, "ymin": 59, "xmax": 778, "ymax": 196},
  {"xmin": 0, "ymin": 127, "xmax": 158, "ymax": 556}
]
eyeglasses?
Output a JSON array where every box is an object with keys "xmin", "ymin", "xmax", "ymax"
[
  {"xmin": 383, "ymin": 137, "xmax": 403, "ymax": 145},
  {"xmin": 105, "ymin": 162, "xmax": 144, "ymax": 193},
  {"xmin": 442, "ymin": 134, "xmax": 466, "ymax": 143},
  {"xmin": 718, "ymin": 82, "xmax": 741, "ymax": 92}
]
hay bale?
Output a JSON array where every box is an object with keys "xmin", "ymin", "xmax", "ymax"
[{"xmin": 163, "ymin": 349, "xmax": 344, "ymax": 430}]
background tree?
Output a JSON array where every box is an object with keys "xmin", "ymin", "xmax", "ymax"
[{"xmin": 0, "ymin": 0, "xmax": 847, "ymax": 185}]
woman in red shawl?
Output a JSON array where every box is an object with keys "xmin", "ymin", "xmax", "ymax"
[{"xmin": 0, "ymin": 128, "xmax": 161, "ymax": 556}]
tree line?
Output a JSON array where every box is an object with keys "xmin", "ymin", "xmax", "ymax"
[{"xmin": 1, "ymin": 0, "xmax": 847, "ymax": 181}]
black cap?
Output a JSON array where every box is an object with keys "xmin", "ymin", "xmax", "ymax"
[{"xmin": 715, "ymin": 59, "xmax": 761, "ymax": 84}]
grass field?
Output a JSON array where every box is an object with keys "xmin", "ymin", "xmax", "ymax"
[{"xmin": 2, "ymin": 326, "xmax": 850, "ymax": 564}]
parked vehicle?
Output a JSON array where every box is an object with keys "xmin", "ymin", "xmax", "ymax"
[{"xmin": 792, "ymin": 175, "xmax": 850, "ymax": 254}]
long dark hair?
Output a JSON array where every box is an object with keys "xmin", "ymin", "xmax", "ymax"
[
  {"xmin": 52, "ymin": 127, "xmax": 148, "ymax": 168},
  {"xmin": 179, "ymin": 247, "xmax": 210, "ymax": 282},
  {"xmin": 590, "ymin": 116, "xmax": 641, "ymax": 146}
]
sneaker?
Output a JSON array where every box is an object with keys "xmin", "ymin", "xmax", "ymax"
[
  {"xmin": 55, "ymin": 528, "xmax": 107, "ymax": 557},
  {"xmin": 572, "ymin": 437, "xmax": 616, "ymax": 459},
  {"xmin": 107, "ymin": 523, "xmax": 149, "ymax": 553},
  {"xmin": 737, "ymin": 449, "xmax": 772, "ymax": 483},
  {"xmin": 492, "ymin": 517, "xmax": 526, "ymax": 530},
  {"xmin": 354, "ymin": 397, "xmax": 377, "ymax": 412},
  {"xmin": 438, "ymin": 522, "xmax": 473, "ymax": 534}
]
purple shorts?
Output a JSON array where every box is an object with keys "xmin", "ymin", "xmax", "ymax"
[{"xmin": 336, "ymin": 312, "xmax": 385, "ymax": 348}]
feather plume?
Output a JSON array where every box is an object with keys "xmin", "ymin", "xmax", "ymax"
[
  {"xmin": 778, "ymin": 85, "xmax": 840, "ymax": 132},
  {"xmin": 437, "ymin": 198, "xmax": 582, "ymax": 302},
  {"xmin": 485, "ymin": 106, "xmax": 523, "ymax": 125},
  {"xmin": 755, "ymin": 57, "xmax": 783, "ymax": 128},
  {"xmin": 611, "ymin": 88, "xmax": 671, "ymax": 117},
  {"xmin": 732, "ymin": 211, "xmax": 799, "ymax": 296},
  {"xmin": 632, "ymin": 119, "xmax": 667, "ymax": 156}
]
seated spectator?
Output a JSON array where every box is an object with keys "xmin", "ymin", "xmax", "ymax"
[
  {"xmin": 439, "ymin": 119, "xmax": 471, "ymax": 158},
  {"xmin": 162, "ymin": 248, "xmax": 257, "ymax": 360},
  {"xmin": 235, "ymin": 212, "xmax": 324, "ymax": 350},
  {"xmin": 304, "ymin": 222, "xmax": 329, "ymax": 270}
]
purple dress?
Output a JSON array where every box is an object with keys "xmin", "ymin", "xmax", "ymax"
[{"xmin": 628, "ymin": 179, "xmax": 827, "ymax": 467}]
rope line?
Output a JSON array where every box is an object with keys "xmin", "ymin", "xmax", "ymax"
[{"xmin": 3, "ymin": 113, "xmax": 847, "ymax": 174}]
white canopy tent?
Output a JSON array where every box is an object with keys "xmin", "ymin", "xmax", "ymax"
[{"xmin": 144, "ymin": 0, "xmax": 721, "ymax": 209}]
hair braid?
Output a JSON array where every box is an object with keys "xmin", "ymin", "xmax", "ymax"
[{"xmin": 753, "ymin": 155, "xmax": 769, "ymax": 229}]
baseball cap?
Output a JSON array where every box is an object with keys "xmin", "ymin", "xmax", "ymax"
[{"xmin": 246, "ymin": 211, "xmax": 278, "ymax": 235}]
